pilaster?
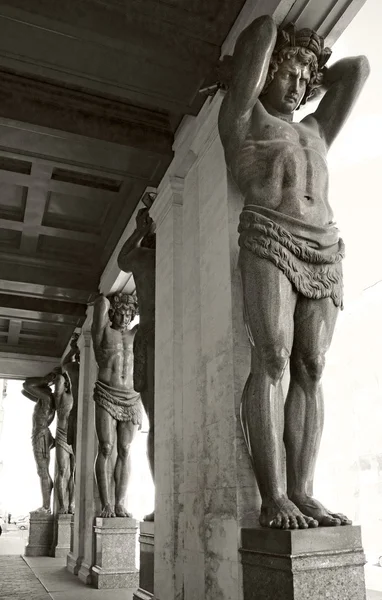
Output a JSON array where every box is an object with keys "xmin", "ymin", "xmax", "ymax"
[
  {"xmin": 151, "ymin": 175, "xmax": 184, "ymax": 600},
  {"xmin": 67, "ymin": 307, "xmax": 98, "ymax": 583}
]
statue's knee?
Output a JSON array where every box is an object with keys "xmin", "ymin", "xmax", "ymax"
[
  {"xmin": 117, "ymin": 444, "xmax": 131, "ymax": 459},
  {"xmin": 263, "ymin": 345, "xmax": 290, "ymax": 381},
  {"xmin": 292, "ymin": 353, "xmax": 326, "ymax": 383},
  {"xmin": 99, "ymin": 442, "xmax": 113, "ymax": 458},
  {"xmin": 305, "ymin": 354, "xmax": 326, "ymax": 382}
]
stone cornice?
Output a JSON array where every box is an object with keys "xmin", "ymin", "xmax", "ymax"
[{"xmin": 0, "ymin": 68, "xmax": 173, "ymax": 156}]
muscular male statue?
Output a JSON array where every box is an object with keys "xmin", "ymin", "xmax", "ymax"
[
  {"xmin": 92, "ymin": 293, "xmax": 141, "ymax": 518},
  {"xmin": 118, "ymin": 207, "xmax": 156, "ymax": 520},
  {"xmin": 218, "ymin": 16, "xmax": 369, "ymax": 529},
  {"xmin": 23, "ymin": 373, "xmax": 56, "ymax": 513},
  {"xmin": 61, "ymin": 333, "xmax": 80, "ymax": 510},
  {"xmin": 52, "ymin": 370, "xmax": 75, "ymax": 514}
]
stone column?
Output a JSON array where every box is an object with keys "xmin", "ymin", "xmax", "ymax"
[
  {"xmin": 150, "ymin": 176, "xmax": 184, "ymax": 600},
  {"xmin": 152, "ymin": 93, "xmax": 257, "ymax": 600},
  {"xmin": 67, "ymin": 310, "xmax": 98, "ymax": 583}
]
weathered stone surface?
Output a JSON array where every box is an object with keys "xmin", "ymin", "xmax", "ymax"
[
  {"xmin": 52, "ymin": 513, "xmax": 72, "ymax": 558},
  {"xmin": 25, "ymin": 512, "xmax": 54, "ymax": 557},
  {"xmin": 241, "ymin": 525, "xmax": 366, "ymax": 600},
  {"xmin": 218, "ymin": 12, "xmax": 370, "ymax": 532},
  {"xmin": 92, "ymin": 293, "xmax": 140, "ymax": 519},
  {"xmin": 133, "ymin": 521, "xmax": 154, "ymax": 600},
  {"xmin": 91, "ymin": 517, "xmax": 139, "ymax": 589}
]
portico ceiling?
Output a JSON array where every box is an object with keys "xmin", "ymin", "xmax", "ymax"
[
  {"xmin": 0, "ymin": 0, "xmax": 247, "ymax": 362},
  {"xmin": 0, "ymin": 0, "xmax": 368, "ymax": 367}
]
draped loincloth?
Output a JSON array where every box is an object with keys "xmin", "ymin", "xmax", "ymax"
[
  {"xmin": 133, "ymin": 323, "xmax": 155, "ymax": 392},
  {"xmin": 238, "ymin": 205, "xmax": 345, "ymax": 309},
  {"xmin": 93, "ymin": 380, "xmax": 142, "ymax": 427},
  {"xmin": 55, "ymin": 426, "xmax": 73, "ymax": 455}
]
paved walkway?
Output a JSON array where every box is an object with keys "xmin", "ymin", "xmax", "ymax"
[{"xmin": 0, "ymin": 555, "xmax": 136, "ymax": 600}]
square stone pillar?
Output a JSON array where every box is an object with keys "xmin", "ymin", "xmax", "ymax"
[
  {"xmin": 25, "ymin": 511, "xmax": 54, "ymax": 557},
  {"xmin": 91, "ymin": 517, "xmax": 139, "ymax": 589},
  {"xmin": 133, "ymin": 521, "xmax": 154, "ymax": 600},
  {"xmin": 152, "ymin": 93, "xmax": 258, "ymax": 600},
  {"xmin": 241, "ymin": 526, "xmax": 366, "ymax": 600},
  {"xmin": 67, "ymin": 310, "xmax": 98, "ymax": 583},
  {"xmin": 53, "ymin": 513, "xmax": 72, "ymax": 558}
]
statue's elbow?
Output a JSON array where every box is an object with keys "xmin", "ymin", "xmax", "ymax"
[{"xmin": 356, "ymin": 55, "xmax": 370, "ymax": 79}]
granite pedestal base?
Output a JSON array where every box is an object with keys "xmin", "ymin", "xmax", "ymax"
[
  {"xmin": 91, "ymin": 517, "xmax": 139, "ymax": 589},
  {"xmin": 53, "ymin": 513, "xmax": 72, "ymax": 558},
  {"xmin": 133, "ymin": 522, "xmax": 154, "ymax": 600},
  {"xmin": 25, "ymin": 511, "xmax": 54, "ymax": 557},
  {"xmin": 241, "ymin": 525, "xmax": 366, "ymax": 600}
]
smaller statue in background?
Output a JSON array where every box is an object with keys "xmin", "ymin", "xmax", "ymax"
[
  {"xmin": 52, "ymin": 369, "xmax": 75, "ymax": 514},
  {"xmin": 23, "ymin": 373, "xmax": 56, "ymax": 513},
  {"xmin": 91, "ymin": 293, "xmax": 141, "ymax": 518},
  {"xmin": 61, "ymin": 332, "xmax": 80, "ymax": 510}
]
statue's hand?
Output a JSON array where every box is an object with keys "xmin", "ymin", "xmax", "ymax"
[{"xmin": 136, "ymin": 207, "xmax": 155, "ymax": 236}]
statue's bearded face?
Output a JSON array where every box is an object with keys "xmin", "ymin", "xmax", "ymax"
[{"xmin": 265, "ymin": 57, "xmax": 312, "ymax": 114}]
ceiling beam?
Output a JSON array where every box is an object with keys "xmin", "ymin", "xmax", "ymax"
[
  {"xmin": 7, "ymin": 318, "xmax": 21, "ymax": 345},
  {"xmin": 19, "ymin": 163, "xmax": 52, "ymax": 254},
  {"xmin": 0, "ymin": 351, "xmax": 59, "ymax": 378},
  {"xmin": 0, "ymin": 293, "xmax": 86, "ymax": 325},
  {"xmin": 0, "ymin": 218, "xmax": 100, "ymax": 244},
  {"xmin": 0, "ymin": 69, "xmax": 174, "ymax": 157}
]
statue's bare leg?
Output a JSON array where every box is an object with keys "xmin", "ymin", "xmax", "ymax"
[
  {"xmin": 56, "ymin": 446, "xmax": 70, "ymax": 513},
  {"xmin": 142, "ymin": 339, "xmax": 155, "ymax": 521},
  {"xmin": 95, "ymin": 405, "xmax": 117, "ymax": 518},
  {"xmin": 34, "ymin": 449, "xmax": 53, "ymax": 512},
  {"xmin": 114, "ymin": 420, "xmax": 138, "ymax": 517},
  {"xmin": 239, "ymin": 249, "xmax": 317, "ymax": 529},
  {"xmin": 285, "ymin": 295, "xmax": 351, "ymax": 526},
  {"xmin": 68, "ymin": 454, "xmax": 75, "ymax": 514}
]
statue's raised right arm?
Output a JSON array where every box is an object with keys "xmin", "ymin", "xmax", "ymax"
[{"xmin": 218, "ymin": 15, "xmax": 277, "ymax": 159}]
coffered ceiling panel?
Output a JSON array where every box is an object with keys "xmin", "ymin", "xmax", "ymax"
[{"xmin": 0, "ymin": 0, "xmax": 248, "ymax": 364}]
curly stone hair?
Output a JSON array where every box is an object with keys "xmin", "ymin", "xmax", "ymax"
[
  {"xmin": 108, "ymin": 292, "xmax": 139, "ymax": 322},
  {"xmin": 260, "ymin": 23, "xmax": 332, "ymax": 107}
]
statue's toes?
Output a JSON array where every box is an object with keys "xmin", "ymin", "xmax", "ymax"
[
  {"xmin": 320, "ymin": 515, "xmax": 341, "ymax": 526},
  {"xmin": 330, "ymin": 512, "xmax": 352, "ymax": 525}
]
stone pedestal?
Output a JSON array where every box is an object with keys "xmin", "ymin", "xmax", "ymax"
[
  {"xmin": 25, "ymin": 512, "xmax": 54, "ymax": 557},
  {"xmin": 53, "ymin": 513, "xmax": 72, "ymax": 558},
  {"xmin": 241, "ymin": 526, "xmax": 366, "ymax": 600},
  {"xmin": 133, "ymin": 522, "xmax": 154, "ymax": 600},
  {"xmin": 92, "ymin": 517, "xmax": 139, "ymax": 589}
]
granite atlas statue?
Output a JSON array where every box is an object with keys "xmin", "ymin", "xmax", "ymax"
[
  {"xmin": 218, "ymin": 16, "xmax": 370, "ymax": 529},
  {"xmin": 22, "ymin": 373, "xmax": 56, "ymax": 513},
  {"xmin": 91, "ymin": 293, "xmax": 141, "ymax": 518},
  {"xmin": 52, "ymin": 369, "xmax": 75, "ymax": 514},
  {"xmin": 118, "ymin": 203, "xmax": 156, "ymax": 521}
]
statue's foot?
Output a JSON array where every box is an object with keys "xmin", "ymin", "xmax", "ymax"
[
  {"xmin": 33, "ymin": 506, "xmax": 51, "ymax": 514},
  {"xmin": 100, "ymin": 504, "xmax": 115, "ymax": 518},
  {"xmin": 143, "ymin": 511, "xmax": 155, "ymax": 522},
  {"xmin": 58, "ymin": 507, "xmax": 68, "ymax": 515},
  {"xmin": 68, "ymin": 505, "xmax": 75, "ymax": 515},
  {"xmin": 260, "ymin": 496, "xmax": 318, "ymax": 529},
  {"xmin": 115, "ymin": 504, "xmax": 132, "ymax": 518},
  {"xmin": 291, "ymin": 495, "xmax": 352, "ymax": 527}
]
